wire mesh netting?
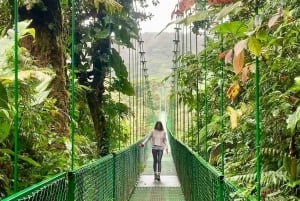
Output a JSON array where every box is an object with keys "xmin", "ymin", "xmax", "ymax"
[
  {"xmin": 68, "ymin": 155, "xmax": 114, "ymax": 201},
  {"xmin": 114, "ymin": 144, "xmax": 140, "ymax": 201},
  {"xmin": 3, "ymin": 139, "xmax": 148, "ymax": 201},
  {"xmin": 192, "ymin": 155, "xmax": 220, "ymax": 201},
  {"xmin": 168, "ymin": 129, "xmax": 252, "ymax": 201},
  {"xmin": 2, "ymin": 173, "xmax": 68, "ymax": 201}
]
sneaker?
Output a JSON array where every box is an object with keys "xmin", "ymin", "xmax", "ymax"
[{"xmin": 157, "ymin": 174, "xmax": 160, "ymax": 181}]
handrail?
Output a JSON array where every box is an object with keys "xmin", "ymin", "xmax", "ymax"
[
  {"xmin": 168, "ymin": 127, "xmax": 254, "ymax": 201},
  {"xmin": 3, "ymin": 173, "xmax": 67, "ymax": 201},
  {"xmin": 3, "ymin": 138, "xmax": 147, "ymax": 201}
]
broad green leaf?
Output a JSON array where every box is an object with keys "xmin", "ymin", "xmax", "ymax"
[
  {"xmin": 8, "ymin": 20, "xmax": 36, "ymax": 39},
  {"xmin": 256, "ymin": 30, "xmax": 268, "ymax": 42},
  {"xmin": 287, "ymin": 105, "xmax": 300, "ymax": 133},
  {"xmin": 19, "ymin": 155, "xmax": 41, "ymax": 167},
  {"xmin": 110, "ymin": 48, "xmax": 128, "ymax": 78},
  {"xmin": 120, "ymin": 78, "xmax": 134, "ymax": 96},
  {"xmin": 291, "ymin": 77, "xmax": 300, "ymax": 92},
  {"xmin": 24, "ymin": 28, "xmax": 35, "ymax": 39},
  {"xmin": 0, "ymin": 149, "xmax": 41, "ymax": 167},
  {"xmin": 0, "ymin": 38, "xmax": 13, "ymax": 59},
  {"xmin": 215, "ymin": 1, "xmax": 243, "ymax": 20},
  {"xmin": 96, "ymin": 0, "xmax": 122, "ymax": 14},
  {"xmin": 111, "ymin": 77, "xmax": 134, "ymax": 96},
  {"xmin": 212, "ymin": 21, "xmax": 247, "ymax": 37},
  {"xmin": 157, "ymin": 17, "xmax": 186, "ymax": 36},
  {"xmin": 248, "ymin": 36, "xmax": 261, "ymax": 56},
  {"xmin": 180, "ymin": 11, "xmax": 210, "ymax": 26},
  {"xmin": 119, "ymin": 27, "xmax": 131, "ymax": 45},
  {"xmin": 0, "ymin": 109, "xmax": 11, "ymax": 143},
  {"xmin": 34, "ymin": 71, "xmax": 53, "ymax": 92},
  {"xmin": 32, "ymin": 90, "xmax": 51, "ymax": 106},
  {"xmin": 0, "ymin": 82, "xmax": 8, "ymax": 109},
  {"xmin": 94, "ymin": 0, "xmax": 99, "ymax": 12},
  {"xmin": 95, "ymin": 30, "xmax": 110, "ymax": 39}
]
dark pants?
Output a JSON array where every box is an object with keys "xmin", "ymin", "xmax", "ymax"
[{"xmin": 152, "ymin": 149, "xmax": 163, "ymax": 173}]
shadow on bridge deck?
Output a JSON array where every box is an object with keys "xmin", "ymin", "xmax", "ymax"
[{"xmin": 129, "ymin": 149, "xmax": 185, "ymax": 201}]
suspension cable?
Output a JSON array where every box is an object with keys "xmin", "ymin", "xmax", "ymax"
[
  {"xmin": 128, "ymin": 46, "xmax": 132, "ymax": 144},
  {"xmin": 13, "ymin": 0, "xmax": 19, "ymax": 193},
  {"xmin": 70, "ymin": 0, "xmax": 76, "ymax": 170},
  {"xmin": 220, "ymin": 29, "xmax": 225, "ymax": 176},
  {"xmin": 255, "ymin": 0, "xmax": 261, "ymax": 200},
  {"xmin": 118, "ymin": 45, "xmax": 121, "ymax": 150},
  {"xmin": 196, "ymin": 32, "xmax": 200, "ymax": 154},
  {"xmin": 203, "ymin": 0, "xmax": 208, "ymax": 161}
]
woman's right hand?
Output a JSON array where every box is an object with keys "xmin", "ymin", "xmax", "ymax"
[{"xmin": 139, "ymin": 143, "xmax": 144, "ymax": 147}]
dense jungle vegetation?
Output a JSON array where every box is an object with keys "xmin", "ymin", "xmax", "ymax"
[
  {"xmin": 0, "ymin": 0, "xmax": 299, "ymax": 200},
  {"xmin": 170, "ymin": 0, "xmax": 300, "ymax": 200},
  {"xmin": 0, "ymin": 0, "xmax": 159, "ymax": 197}
]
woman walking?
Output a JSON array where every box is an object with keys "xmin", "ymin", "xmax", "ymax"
[{"xmin": 140, "ymin": 121, "xmax": 168, "ymax": 181}]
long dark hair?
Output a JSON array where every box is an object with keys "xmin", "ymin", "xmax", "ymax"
[{"xmin": 154, "ymin": 121, "xmax": 164, "ymax": 131}]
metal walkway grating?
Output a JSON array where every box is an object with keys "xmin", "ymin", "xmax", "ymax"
[
  {"xmin": 129, "ymin": 149, "xmax": 186, "ymax": 201},
  {"xmin": 130, "ymin": 187, "xmax": 185, "ymax": 201}
]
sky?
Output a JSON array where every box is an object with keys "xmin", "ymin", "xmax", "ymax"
[{"xmin": 139, "ymin": 0, "xmax": 178, "ymax": 33}]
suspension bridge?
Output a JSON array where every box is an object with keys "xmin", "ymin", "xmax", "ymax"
[{"xmin": 3, "ymin": 0, "xmax": 295, "ymax": 200}]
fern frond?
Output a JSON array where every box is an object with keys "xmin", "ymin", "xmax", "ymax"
[
  {"xmin": 96, "ymin": 0, "xmax": 123, "ymax": 14},
  {"xmin": 261, "ymin": 147, "xmax": 287, "ymax": 158},
  {"xmin": 228, "ymin": 170, "xmax": 287, "ymax": 189}
]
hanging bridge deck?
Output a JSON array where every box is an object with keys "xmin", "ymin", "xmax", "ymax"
[{"xmin": 129, "ymin": 149, "xmax": 185, "ymax": 201}]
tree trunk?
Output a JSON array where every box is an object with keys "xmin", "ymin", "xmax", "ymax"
[
  {"xmin": 18, "ymin": 0, "xmax": 69, "ymax": 137},
  {"xmin": 88, "ymin": 33, "xmax": 110, "ymax": 156}
]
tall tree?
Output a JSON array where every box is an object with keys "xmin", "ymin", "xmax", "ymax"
[{"xmin": 17, "ymin": 0, "xmax": 69, "ymax": 137}]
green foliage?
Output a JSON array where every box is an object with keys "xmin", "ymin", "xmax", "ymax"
[
  {"xmin": 212, "ymin": 21, "xmax": 248, "ymax": 37},
  {"xmin": 286, "ymin": 106, "xmax": 300, "ymax": 133},
  {"xmin": 171, "ymin": 0, "xmax": 300, "ymax": 199}
]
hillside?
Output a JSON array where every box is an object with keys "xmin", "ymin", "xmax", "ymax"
[{"xmin": 141, "ymin": 32, "xmax": 174, "ymax": 79}]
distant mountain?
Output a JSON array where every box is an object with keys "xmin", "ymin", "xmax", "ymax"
[
  {"xmin": 141, "ymin": 32, "xmax": 174, "ymax": 80},
  {"xmin": 117, "ymin": 32, "xmax": 202, "ymax": 82}
]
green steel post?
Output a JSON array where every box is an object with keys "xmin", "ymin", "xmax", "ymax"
[
  {"xmin": 203, "ymin": 0, "xmax": 208, "ymax": 161},
  {"xmin": 191, "ymin": 156, "xmax": 195, "ymax": 201},
  {"xmin": 118, "ymin": 45, "xmax": 121, "ymax": 150},
  {"xmin": 67, "ymin": 172, "xmax": 75, "ymax": 201},
  {"xmin": 135, "ymin": 39, "xmax": 138, "ymax": 140},
  {"xmin": 70, "ymin": 0, "xmax": 75, "ymax": 171},
  {"xmin": 220, "ymin": 35, "xmax": 225, "ymax": 201},
  {"xmin": 132, "ymin": 41, "xmax": 136, "ymax": 142},
  {"xmin": 113, "ymin": 153, "xmax": 116, "ymax": 201},
  {"xmin": 196, "ymin": 78, "xmax": 199, "ymax": 153},
  {"xmin": 255, "ymin": 1, "xmax": 261, "ymax": 200},
  {"xmin": 13, "ymin": 0, "xmax": 19, "ymax": 193},
  {"xmin": 173, "ymin": 89, "xmax": 176, "ymax": 134},
  {"xmin": 196, "ymin": 34, "xmax": 199, "ymax": 153},
  {"xmin": 220, "ymin": 34, "xmax": 225, "ymax": 175},
  {"xmin": 139, "ymin": 41, "xmax": 143, "ymax": 138},
  {"xmin": 218, "ymin": 176, "xmax": 224, "ymax": 201},
  {"xmin": 129, "ymin": 48, "xmax": 132, "ymax": 144},
  {"xmin": 255, "ymin": 56, "xmax": 261, "ymax": 201}
]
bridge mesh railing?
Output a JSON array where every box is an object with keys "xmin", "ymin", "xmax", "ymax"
[
  {"xmin": 168, "ymin": 129, "xmax": 252, "ymax": 201},
  {"xmin": 3, "ymin": 138, "xmax": 147, "ymax": 201},
  {"xmin": 114, "ymin": 143, "xmax": 140, "ymax": 201},
  {"xmin": 2, "ymin": 173, "xmax": 68, "ymax": 201},
  {"xmin": 67, "ymin": 155, "xmax": 114, "ymax": 201}
]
